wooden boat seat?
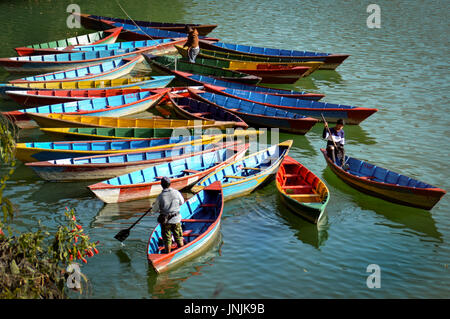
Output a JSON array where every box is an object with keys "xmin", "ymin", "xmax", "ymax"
[
  {"xmin": 282, "ymin": 185, "xmax": 312, "ymax": 189},
  {"xmin": 289, "ymin": 194, "xmax": 320, "ymax": 198},
  {"xmin": 200, "ymin": 203, "xmax": 217, "ymax": 207},
  {"xmin": 360, "ymin": 176, "xmax": 376, "ymax": 180},
  {"xmin": 224, "ymin": 175, "xmax": 246, "ymax": 179},
  {"xmin": 192, "ymin": 112, "xmax": 211, "ymax": 117},
  {"xmin": 241, "ymin": 167, "xmax": 261, "ymax": 171},
  {"xmin": 183, "ymin": 229, "xmax": 200, "ymax": 237},
  {"xmin": 183, "ymin": 169, "xmax": 200, "ymax": 174},
  {"xmin": 181, "ymin": 219, "xmax": 215, "ymax": 223},
  {"xmin": 284, "ymin": 174, "xmax": 299, "ymax": 178}
]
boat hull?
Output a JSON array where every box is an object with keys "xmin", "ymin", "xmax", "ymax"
[
  {"xmin": 89, "ymin": 146, "xmax": 247, "ymax": 203},
  {"xmin": 26, "ymin": 141, "xmax": 239, "ymax": 181},
  {"xmin": 4, "ymin": 76, "xmax": 174, "ymax": 105},
  {"xmin": 321, "ymin": 149, "xmax": 446, "ymax": 210}
]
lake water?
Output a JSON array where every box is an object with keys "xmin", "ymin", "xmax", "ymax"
[{"xmin": 0, "ymin": 0, "xmax": 448, "ymax": 298}]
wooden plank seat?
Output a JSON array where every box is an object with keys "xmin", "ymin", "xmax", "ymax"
[
  {"xmin": 289, "ymin": 194, "xmax": 320, "ymax": 198},
  {"xmin": 284, "ymin": 174, "xmax": 299, "ymax": 178},
  {"xmin": 183, "ymin": 169, "xmax": 200, "ymax": 174},
  {"xmin": 181, "ymin": 219, "xmax": 216, "ymax": 223},
  {"xmin": 241, "ymin": 167, "xmax": 261, "ymax": 171},
  {"xmin": 224, "ymin": 175, "xmax": 246, "ymax": 179},
  {"xmin": 282, "ymin": 185, "xmax": 312, "ymax": 190},
  {"xmin": 192, "ymin": 112, "xmax": 212, "ymax": 117},
  {"xmin": 200, "ymin": 203, "xmax": 217, "ymax": 207}
]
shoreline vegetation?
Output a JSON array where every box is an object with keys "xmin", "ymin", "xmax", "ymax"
[{"xmin": 0, "ymin": 115, "xmax": 99, "ymax": 298}]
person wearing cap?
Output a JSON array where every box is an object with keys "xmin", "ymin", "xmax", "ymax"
[
  {"xmin": 183, "ymin": 26, "xmax": 200, "ymax": 63},
  {"xmin": 152, "ymin": 177, "xmax": 185, "ymax": 253},
  {"xmin": 323, "ymin": 119, "xmax": 346, "ymax": 166}
]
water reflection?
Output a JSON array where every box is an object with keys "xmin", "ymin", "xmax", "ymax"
[
  {"xmin": 30, "ymin": 180, "xmax": 92, "ymax": 203},
  {"xmin": 147, "ymin": 234, "xmax": 223, "ymax": 298},
  {"xmin": 275, "ymin": 196, "xmax": 329, "ymax": 249},
  {"xmin": 322, "ymin": 168, "xmax": 443, "ymax": 242}
]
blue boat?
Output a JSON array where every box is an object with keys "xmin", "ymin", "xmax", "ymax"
[
  {"xmin": 172, "ymin": 71, "xmax": 324, "ymax": 100},
  {"xmin": 70, "ymin": 39, "xmax": 172, "ymax": 52},
  {"xmin": 9, "ymin": 56, "xmax": 142, "ymax": 83},
  {"xmin": 25, "ymin": 141, "xmax": 241, "ymax": 182},
  {"xmin": 15, "ymin": 135, "xmax": 220, "ymax": 162},
  {"xmin": 102, "ymin": 21, "xmax": 218, "ymax": 41},
  {"xmin": 205, "ymin": 86, "xmax": 378, "ymax": 125},
  {"xmin": 188, "ymin": 89, "xmax": 318, "ymax": 134},
  {"xmin": 87, "ymin": 143, "xmax": 248, "ymax": 203},
  {"xmin": 147, "ymin": 181, "xmax": 223, "ymax": 273},
  {"xmin": 199, "ymin": 40, "xmax": 350, "ymax": 70},
  {"xmin": 0, "ymin": 76, "xmax": 174, "ymax": 101},
  {"xmin": 0, "ymin": 38, "xmax": 185, "ymax": 73},
  {"xmin": 191, "ymin": 140, "xmax": 293, "ymax": 200},
  {"xmin": 77, "ymin": 13, "xmax": 217, "ymax": 36},
  {"xmin": 4, "ymin": 89, "xmax": 168, "ymax": 122}
]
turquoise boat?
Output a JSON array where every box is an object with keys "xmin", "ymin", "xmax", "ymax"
[
  {"xmin": 88, "ymin": 143, "xmax": 248, "ymax": 203},
  {"xmin": 147, "ymin": 181, "xmax": 223, "ymax": 273},
  {"xmin": 191, "ymin": 140, "xmax": 293, "ymax": 200},
  {"xmin": 9, "ymin": 56, "xmax": 143, "ymax": 83},
  {"xmin": 3, "ymin": 89, "xmax": 168, "ymax": 122}
]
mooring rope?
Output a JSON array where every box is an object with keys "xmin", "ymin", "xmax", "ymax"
[{"xmin": 114, "ymin": 0, "xmax": 155, "ymax": 40}]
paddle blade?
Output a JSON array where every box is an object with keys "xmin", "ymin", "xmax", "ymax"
[{"xmin": 114, "ymin": 229, "xmax": 130, "ymax": 242}]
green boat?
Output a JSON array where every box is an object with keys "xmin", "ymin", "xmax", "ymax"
[{"xmin": 143, "ymin": 54, "xmax": 262, "ymax": 85}]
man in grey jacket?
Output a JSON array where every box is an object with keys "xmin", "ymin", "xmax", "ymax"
[{"xmin": 152, "ymin": 177, "xmax": 185, "ymax": 253}]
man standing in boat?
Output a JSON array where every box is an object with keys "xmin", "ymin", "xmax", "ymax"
[
  {"xmin": 183, "ymin": 26, "xmax": 200, "ymax": 63},
  {"xmin": 323, "ymin": 119, "xmax": 346, "ymax": 167},
  {"xmin": 152, "ymin": 177, "xmax": 185, "ymax": 253}
]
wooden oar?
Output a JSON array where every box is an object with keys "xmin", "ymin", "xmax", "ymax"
[
  {"xmin": 114, "ymin": 206, "xmax": 152, "ymax": 242},
  {"xmin": 321, "ymin": 113, "xmax": 338, "ymax": 150},
  {"xmin": 321, "ymin": 113, "xmax": 346, "ymax": 168}
]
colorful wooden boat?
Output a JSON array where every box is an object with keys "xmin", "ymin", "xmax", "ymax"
[
  {"xmin": 191, "ymin": 140, "xmax": 292, "ymax": 200},
  {"xmin": 199, "ymin": 40, "xmax": 350, "ymax": 70},
  {"xmin": 147, "ymin": 181, "xmax": 223, "ymax": 273},
  {"xmin": 143, "ymin": 54, "xmax": 262, "ymax": 85},
  {"xmin": 15, "ymin": 134, "xmax": 223, "ymax": 162},
  {"xmin": 88, "ymin": 143, "xmax": 248, "ymax": 203},
  {"xmin": 167, "ymin": 94, "xmax": 248, "ymax": 129},
  {"xmin": 188, "ymin": 89, "xmax": 318, "ymax": 134},
  {"xmin": 165, "ymin": 71, "xmax": 324, "ymax": 100},
  {"xmin": 275, "ymin": 156, "xmax": 329, "ymax": 223},
  {"xmin": 3, "ymin": 76, "xmax": 174, "ymax": 105},
  {"xmin": 9, "ymin": 56, "xmax": 143, "ymax": 84},
  {"xmin": 26, "ymin": 140, "xmax": 241, "ymax": 182},
  {"xmin": 39, "ymin": 126, "xmax": 258, "ymax": 140},
  {"xmin": 0, "ymin": 39, "xmax": 185, "ymax": 73},
  {"xmin": 176, "ymin": 45, "xmax": 323, "ymax": 76},
  {"xmin": 88, "ymin": 20, "xmax": 219, "ymax": 42},
  {"xmin": 320, "ymin": 149, "xmax": 446, "ymax": 210},
  {"xmin": 76, "ymin": 13, "xmax": 217, "ymax": 36},
  {"xmin": 176, "ymin": 45, "xmax": 325, "ymax": 73},
  {"xmin": 204, "ymin": 85, "xmax": 378, "ymax": 124},
  {"xmin": 27, "ymin": 112, "xmax": 238, "ymax": 130},
  {"xmin": 3, "ymin": 90, "xmax": 168, "ymax": 122},
  {"xmin": 66, "ymin": 38, "xmax": 174, "ymax": 53},
  {"xmin": 14, "ymin": 28, "xmax": 122, "ymax": 56},
  {"xmin": 176, "ymin": 56, "xmax": 310, "ymax": 84}
]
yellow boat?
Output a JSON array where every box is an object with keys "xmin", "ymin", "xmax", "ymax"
[
  {"xmin": 175, "ymin": 45, "xmax": 323, "ymax": 76},
  {"xmin": 27, "ymin": 113, "xmax": 243, "ymax": 130}
]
